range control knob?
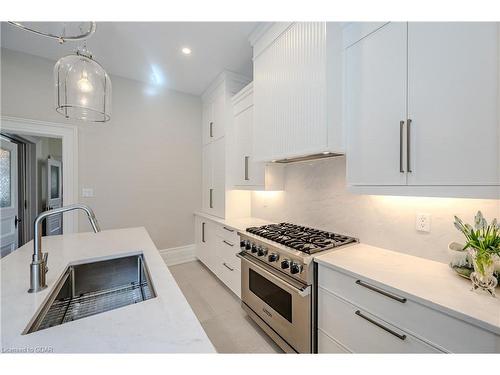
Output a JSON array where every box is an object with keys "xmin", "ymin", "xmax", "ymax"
[
  {"xmin": 245, "ymin": 241, "xmax": 251, "ymax": 250},
  {"xmin": 240, "ymin": 240, "xmax": 247, "ymax": 249},
  {"xmin": 290, "ymin": 262, "xmax": 302, "ymax": 275},
  {"xmin": 257, "ymin": 247, "xmax": 268, "ymax": 257},
  {"xmin": 280, "ymin": 259, "xmax": 290, "ymax": 269},
  {"xmin": 251, "ymin": 244, "xmax": 257, "ymax": 253},
  {"xmin": 268, "ymin": 253, "xmax": 279, "ymax": 262}
]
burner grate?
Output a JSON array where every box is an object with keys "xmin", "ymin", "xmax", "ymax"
[{"xmin": 246, "ymin": 223, "xmax": 356, "ymax": 254}]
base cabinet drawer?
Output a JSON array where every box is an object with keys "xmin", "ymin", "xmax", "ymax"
[
  {"xmin": 216, "ymin": 224, "xmax": 240, "ymax": 244},
  {"xmin": 318, "ymin": 288, "xmax": 441, "ymax": 353},
  {"xmin": 218, "ymin": 260, "xmax": 241, "ymax": 297},
  {"xmin": 194, "ymin": 216, "xmax": 241, "ymax": 298},
  {"xmin": 318, "ymin": 264, "xmax": 499, "ymax": 353},
  {"xmin": 318, "ymin": 330, "xmax": 350, "ymax": 353}
]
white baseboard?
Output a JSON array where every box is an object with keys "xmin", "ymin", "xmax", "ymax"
[{"xmin": 159, "ymin": 244, "xmax": 196, "ymax": 266}]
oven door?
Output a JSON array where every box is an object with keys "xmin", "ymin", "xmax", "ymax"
[{"xmin": 238, "ymin": 252, "xmax": 311, "ymax": 353}]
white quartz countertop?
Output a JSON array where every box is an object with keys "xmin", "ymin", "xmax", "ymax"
[
  {"xmin": 194, "ymin": 212, "xmax": 272, "ymax": 233},
  {"xmin": 315, "ymin": 243, "xmax": 500, "ymax": 335},
  {"xmin": 1, "ymin": 227, "xmax": 215, "ymax": 353}
]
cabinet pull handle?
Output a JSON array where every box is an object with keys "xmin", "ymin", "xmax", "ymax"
[
  {"xmin": 355, "ymin": 310, "xmax": 407, "ymax": 341},
  {"xmin": 223, "ymin": 262, "xmax": 234, "ymax": 271},
  {"xmin": 202, "ymin": 222, "xmax": 206, "ymax": 243},
  {"xmin": 223, "ymin": 240, "xmax": 234, "ymax": 247},
  {"xmin": 406, "ymin": 118, "xmax": 412, "ymax": 173},
  {"xmin": 209, "ymin": 189, "xmax": 213, "ymax": 209},
  {"xmin": 244, "ymin": 156, "xmax": 250, "ymax": 181},
  {"xmin": 355, "ymin": 279, "xmax": 407, "ymax": 303},
  {"xmin": 399, "ymin": 120, "xmax": 405, "ymax": 173},
  {"xmin": 209, "ymin": 122, "xmax": 213, "ymax": 138},
  {"xmin": 223, "ymin": 226, "xmax": 234, "ymax": 233}
]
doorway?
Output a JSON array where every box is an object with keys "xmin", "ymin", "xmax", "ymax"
[
  {"xmin": 0, "ymin": 133, "xmax": 63, "ymax": 257},
  {"xmin": 0, "ymin": 137, "xmax": 19, "ymax": 256},
  {"xmin": 0, "ymin": 117, "xmax": 79, "ymax": 242}
]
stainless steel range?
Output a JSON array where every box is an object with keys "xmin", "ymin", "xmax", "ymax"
[{"xmin": 237, "ymin": 223, "xmax": 357, "ymax": 353}]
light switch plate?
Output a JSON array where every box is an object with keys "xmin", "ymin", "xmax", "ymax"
[
  {"xmin": 416, "ymin": 213, "xmax": 431, "ymax": 232},
  {"xmin": 82, "ymin": 188, "xmax": 94, "ymax": 198}
]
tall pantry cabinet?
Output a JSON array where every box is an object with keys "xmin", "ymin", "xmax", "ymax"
[{"xmin": 201, "ymin": 71, "xmax": 250, "ymax": 218}]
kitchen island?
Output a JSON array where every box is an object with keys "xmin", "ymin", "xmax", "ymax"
[{"xmin": 1, "ymin": 227, "xmax": 215, "ymax": 353}]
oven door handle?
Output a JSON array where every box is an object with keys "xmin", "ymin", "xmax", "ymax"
[{"xmin": 237, "ymin": 252, "xmax": 311, "ymax": 297}]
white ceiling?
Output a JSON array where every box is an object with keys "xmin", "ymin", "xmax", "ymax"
[{"xmin": 1, "ymin": 22, "xmax": 258, "ymax": 95}]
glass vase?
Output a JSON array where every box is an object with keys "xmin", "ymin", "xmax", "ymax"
[{"xmin": 469, "ymin": 250, "xmax": 498, "ymax": 297}]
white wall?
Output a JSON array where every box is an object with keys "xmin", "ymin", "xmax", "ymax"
[
  {"xmin": 1, "ymin": 48, "xmax": 202, "ymax": 250},
  {"xmin": 251, "ymin": 157, "xmax": 500, "ymax": 263}
]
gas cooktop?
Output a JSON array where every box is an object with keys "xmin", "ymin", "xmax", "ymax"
[{"xmin": 246, "ymin": 222, "xmax": 357, "ymax": 254}]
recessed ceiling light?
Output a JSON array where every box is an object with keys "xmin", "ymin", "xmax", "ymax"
[{"xmin": 181, "ymin": 47, "xmax": 192, "ymax": 55}]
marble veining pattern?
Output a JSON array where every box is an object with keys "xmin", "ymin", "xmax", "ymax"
[{"xmin": 251, "ymin": 157, "xmax": 500, "ymax": 263}]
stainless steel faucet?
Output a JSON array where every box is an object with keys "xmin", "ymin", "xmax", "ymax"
[{"xmin": 28, "ymin": 204, "xmax": 101, "ymax": 293}]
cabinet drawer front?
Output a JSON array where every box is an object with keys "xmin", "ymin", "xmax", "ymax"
[
  {"xmin": 318, "ymin": 288, "xmax": 440, "ymax": 353},
  {"xmin": 319, "ymin": 265, "xmax": 499, "ymax": 353},
  {"xmin": 216, "ymin": 236, "xmax": 241, "ymax": 272},
  {"xmin": 215, "ymin": 224, "xmax": 240, "ymax": 244},
  {"xmin": 318, "ymin": 329, "xmax": 350, "ymax": 353},
  {"xmin": 218, "ymin": 261, "xmax": 241, "ymax": 298}
]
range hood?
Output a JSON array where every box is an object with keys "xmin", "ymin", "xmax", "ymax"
[{"xmin": 272, "ymin": 152, "xmax": 344, "ymax": 164}]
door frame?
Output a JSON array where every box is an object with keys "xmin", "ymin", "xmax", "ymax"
[{"xmin": 0, "ymin": 116, "xmax": 79, "ymax": 234}]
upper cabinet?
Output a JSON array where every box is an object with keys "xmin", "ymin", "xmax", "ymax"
[
  {"xmin": 345, "ymin": 22, "xmax": 408, "ymax": 186},
  {"xmin": 251, "ymin": 22, "xmax": 344, "ymax": 162},
  {"xmin": 345, "ymin": 22, "xmax": 500, "ymax": 197},
  {"xmin": 202, "ymin": 84, "xmax": 226, "ymax": 144},
  {"xmin": 231, "ymin": 82, "xmax": 284, "ymax": 190}
]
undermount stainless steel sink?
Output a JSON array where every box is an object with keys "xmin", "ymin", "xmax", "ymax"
[{"xmin": 24, "ymin": 254, "xmax": 156, "ymax": 334}]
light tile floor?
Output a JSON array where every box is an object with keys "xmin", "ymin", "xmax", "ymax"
[{"xmin": 168, "ymin": 260, "xmax": 283, "ymax": 353}]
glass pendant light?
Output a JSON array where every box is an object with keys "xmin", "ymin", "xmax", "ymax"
[
  {"xmin": 54, "ymin": 44, "xmax": 111, "ymax": 122},
  {"xmin": 8, "ymin": 22, "xmax": 96, "ymax": 43}
]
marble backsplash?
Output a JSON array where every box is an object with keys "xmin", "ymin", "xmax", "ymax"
[{"xmin": 251, "ymin": 157, "xmax": 500, "ymax": 263}]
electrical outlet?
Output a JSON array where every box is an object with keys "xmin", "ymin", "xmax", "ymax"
[{"xmin": 416, "ymin": 213, "xmax": 431, "ymax": 232}]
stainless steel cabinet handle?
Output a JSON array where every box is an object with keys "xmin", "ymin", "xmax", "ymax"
[
  {"xmin": 223, "ymin": 226, "xmax": 234, "ymax": 233},
  {"xmin": 209, "ymin": 188, "xmax": 213, "ymax": 209},
  {"xmin": 399, "ymin": 120, "xmax": 405, "ymax": 173},
  {"xmin": 355, "ymin": 279, "xmax": 407, "ymax": 303},
  {"xmin": 209, "ymin": 122, "xmax": 213, "ymax": 138},
  {"xmin": 355, "ymin": 310, "xmax": 406, "ymax": 340},
  {"xmin": 406, "ymin": 118, "xmax": 412, "ymax": 173},
  {"xmin": 223, "ymin": 262, "xmax": 234, "ymax": 271},
  {"xmin": 223, "ymin": 240, "xmax": 234, "ymax": 247},
  {"xmin": 244, "ymin": 156, "xmax": 249, "ymax": 181},
  {"xmin": 202, "ymin": 222, "xmax": 206, "ymax": 243}
]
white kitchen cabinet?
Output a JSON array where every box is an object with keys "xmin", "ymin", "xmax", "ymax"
[
  {"xmin": 231, "ymin": 82, "xmax": 284, "ymax": 190},
  {"xmin": 317, "ymin": 260, "xmax": 500, "ymax": 353},
  {"xmin": 345, "ymin": 22, "xmax": 408, "ymax": 186},
  {"xmin": 318, "ymin": 287, "xmax": 440, "ymax": 353},
  {"xmin": 211, "ymin": 137, "xmax": 226, "ymax": 218},
  {"xmin": 251, "ymin": 22, "xmax": 344, "ymax": 162},
  {"xmin": 202, "ymin": 85, "xmax": 226, "ymax": 145},
  {"xmin": 200, "ymin": 71, "xmax": 250, "ymax": 218},
  {"xmin": 201, "ymin": 101, "xmax": 213, "ymax": 145},
  {"xmin": 345, "ymin": 22, "xmax": 500, "ymax": 196},
  {"xmin": 194, "ymin": 215, "xmax": 241, "ymax": 298},
  {"xmin": 201, "ymin": 144, "xmax": 212, "ymax": 213},
  {"xmin": 215, "ymin": 234, "xmax": 241, "ymax": 297},
  {"xmin": 407, "ymin": 22, "xmax": 499, "ymax": 186},
  {"xmin": 201, "ymin": 138, "xmax": 225, "ymax": 218},
  {"xmin": 195, "ymin": 216, "xmax": 218, "ymax": 272}
]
